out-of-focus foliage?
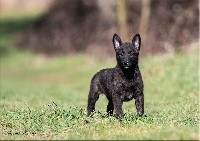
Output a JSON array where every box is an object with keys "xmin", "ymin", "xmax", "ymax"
[
  {"xmin": 0, "ymin": 0, "xmax": 199, "ymax": 57},
  {"xmin": 13, "ymin": 0, "xmax": 198, "ymax": 56}
]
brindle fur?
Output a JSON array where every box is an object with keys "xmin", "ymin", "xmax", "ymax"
[{"xmin": 87, "ymin": 33, "xmax": 144, "ymax": 118}]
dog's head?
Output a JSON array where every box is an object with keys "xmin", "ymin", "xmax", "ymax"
[{"xmin": 112, "ymin": 33, "xmax": 141, "ymax": 69}]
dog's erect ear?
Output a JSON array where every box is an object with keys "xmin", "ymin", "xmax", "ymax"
[
  {"xmin": 132, "ymin": 34, "xmax": 141, "ymax": 50},
  {"xmin": 113, "ymin": 33, "xmax": 122, "ymax": 50}
]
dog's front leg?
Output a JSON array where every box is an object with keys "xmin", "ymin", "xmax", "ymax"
[
  {"xmin": 113, "ymin": 94, "xmax": 123, "ymax": 119},
  {"xmin": 135, "ymin": 94, "xmax": 144, "ymax": 116}
]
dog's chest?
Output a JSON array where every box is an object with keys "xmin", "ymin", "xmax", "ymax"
[
  {"xmin": 123, "ymin": 80, "xmax": 136, "ymax": 101},
  {"xmin": 115, "ymin": 78, "xmax": 136, "ymax": 101}
]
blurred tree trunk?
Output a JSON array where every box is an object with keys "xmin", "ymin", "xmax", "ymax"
[
  {"xmin": 116, "ymin": 0, "xmax": 128, "ymax": 40},
  {"xmin": 97, "ymin": 0, "xmax": 115, "ymax": 29},
  {"xmin": 139, "ymin": 0, "xmax": 151, "ymax": 43},
  {"xmin": 97, "ymin": 0, "xmax": 116, "ymax": 41}
]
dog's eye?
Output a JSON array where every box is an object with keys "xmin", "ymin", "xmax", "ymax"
[
  {"xmin": 129, "ymin": 51, "xmax": 133, "ymax": 54},
  {"xmin": 119, "ymin": 52, "xmax": 124, "ymax": 57},
  {"xmin": 129, "ymin": 51, "xmax": 138, "ymax": 57},
  {"xmin": 129, "ymin": 51, "xmax": 134, "ymax": 56}
]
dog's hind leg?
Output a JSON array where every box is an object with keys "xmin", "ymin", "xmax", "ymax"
[
  {"xmin": 107, "ymin": 100, "xmax": 114, "ymax": 116},
  {"xmin": 87, "ymin": 83, "xmax": 100, "ymax": 116}
]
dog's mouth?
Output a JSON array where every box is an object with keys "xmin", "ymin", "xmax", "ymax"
[
  {"xmin": 123, "ymin": 66, "xmax": 130, "ymax": 69},
  {"xmin": 124, "ymin": 66, "xmax": 129, "ymax": 69}
]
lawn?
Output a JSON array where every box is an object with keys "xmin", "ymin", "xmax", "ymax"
[{"xmin": 0, "ymin": 11, "xmax": 199, "ymax": 140}]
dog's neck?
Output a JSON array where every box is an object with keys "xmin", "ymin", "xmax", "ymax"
[{"xmin": 116, "ymin": 64, "xmax": 138, "ymax": 80}]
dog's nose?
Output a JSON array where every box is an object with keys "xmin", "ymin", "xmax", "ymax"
[{"xmin": 124, "ymin": 62, "xmax": 129, "ymax": 66}]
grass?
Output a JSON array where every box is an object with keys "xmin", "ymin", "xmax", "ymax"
[{"xmin": 0, "ymin": 10, "xmax": 199, "ymax": 140}]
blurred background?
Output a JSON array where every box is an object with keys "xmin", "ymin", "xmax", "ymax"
[
  {"xmin": 0, "ymin": 0, "xmax": 199, "ymax": 57},
  {"xmin": 0, "ymin": 1, "xmax": 199, "ymax": 139}
]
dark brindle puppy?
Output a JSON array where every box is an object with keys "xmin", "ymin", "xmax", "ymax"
[{"xmin": 87, "ymin": 33, "xmax": 144, "ymax": 118}]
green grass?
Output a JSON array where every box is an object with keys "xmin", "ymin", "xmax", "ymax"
[{"xmin": 0, "ymin": 11, "xmax": 199, "ymax": 140}]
